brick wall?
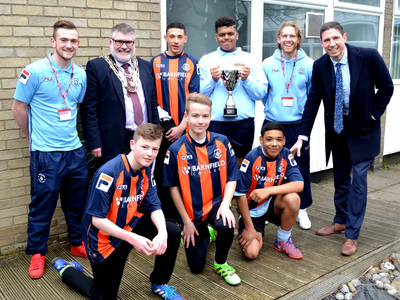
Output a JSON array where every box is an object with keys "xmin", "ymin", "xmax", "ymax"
[{"xmin": 0, "ymin": 0, "xmax": 161, "ymax": 255}]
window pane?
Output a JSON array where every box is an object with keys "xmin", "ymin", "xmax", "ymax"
[
  {"xmin": 334, "ymin": 12, "xmax": 379, "ymax": 49},
  {"xmin": 391, "ymin": 19, "xmax": 400, "ymax": 79},
  {"xmin": 339, "ymin": 0, "xmax": 380, "ymax": 7},
  {"xmin": 263, "ymin": 4, "xmax": 324, "ymax": 61},
  {"xmin": 166, "ymin": 0, "xmax": 251, "ymax": 60}
]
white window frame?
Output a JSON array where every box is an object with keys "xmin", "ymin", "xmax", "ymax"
[
  {"xmin": 396, "ymin": 0, "xmax": 400, "ymax": 15},
  {"xmin": 160, "ymin": 0, "xmax": 388, "ymax": 168},
  {"xmin": 390, "ymin": 0, "xmax": 400, "ymax": 84},
  {"xmin": 252, "ymin": 0, "xmax": 328, "ymax": 63},
  {"xmin": 160, "ymin": 0, "xmax": 385, "ymax": 59},
  {"xmin": 334, "ymin": 0, "xmax": 384, "ymax": 12},
  {"xmin": 333, "ymin": 7, "xmax": 384, "ymax": 55}
]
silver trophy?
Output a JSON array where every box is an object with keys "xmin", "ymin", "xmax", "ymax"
[{"xmin": 221, "ymin": 70, "xmax": 239, "ymax": 117}]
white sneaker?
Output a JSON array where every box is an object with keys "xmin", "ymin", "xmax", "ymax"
[{"xmin": 296, "ymin": 209, "xmax": 311, "ymax": 230}]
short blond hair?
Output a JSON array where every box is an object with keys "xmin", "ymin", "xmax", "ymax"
[{"xmin": 185, "ymin": 92, "xmax": 212, "ymax": 114}]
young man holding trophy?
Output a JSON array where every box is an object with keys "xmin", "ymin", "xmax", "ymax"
[{"xmin": 199, "ymin": 16, "xmax": 268, "ymax": 166}]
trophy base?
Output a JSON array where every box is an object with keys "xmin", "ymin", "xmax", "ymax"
[{"xmin": 224, "ymin": 108, "xmax": 237, "ymax": 118}]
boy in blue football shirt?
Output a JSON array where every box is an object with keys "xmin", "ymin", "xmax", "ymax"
[
  {"xmin": 236, "ymin": 121, "xmax": 304, "ymax": 260},
  {"xmin": 51, "ymin": 124, "xmax": 182, "ymax": 300},
  {"xmin": 163, "ymin": 92, "xmax": 241, "ymax": 286}
]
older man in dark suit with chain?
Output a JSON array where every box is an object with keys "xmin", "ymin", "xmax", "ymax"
[
  {"xmin": 82, "ymin": 23, "xmax": 159, "ymax": 164},
  {"xmin": 291, "ymin": 21, "xmax": 393, "ymax": 256}
]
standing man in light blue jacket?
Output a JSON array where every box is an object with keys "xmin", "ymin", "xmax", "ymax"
[
  {"xmin": 200, "ymin": 16, "xmax": 268, "ymax": 166},
  {"xmin": 261, "ymin": 21, "xmax": 314, "ymax": 229}
]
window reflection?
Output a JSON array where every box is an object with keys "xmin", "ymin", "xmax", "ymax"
[
  {"xmin": 166, "ymin": 0, "xmax": 251, "ymax": 60},
  {"xmin": 334, "ymin": 12, "xmax": 379, "ymax": 49},
  {"xmin": 263, "ymin": 4, "xmax": 324, "ymax": 60},
  {"xmin": 391, "ymin": 19, "xmax": 400, "ymax": 79}
]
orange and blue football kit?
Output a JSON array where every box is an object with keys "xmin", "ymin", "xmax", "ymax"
[
  {"xmin": 83, "ymin": 154, "xmax": 160, "ymax": 262},
  {"xmin": 151, "ymin": 51, "xmax": 200, "ymax": 221},
  {"xmin": 58, "ymin": 154, "xmax": 181, "ymax": 299},
  {"xmin": 151, "ymin": 51, "xmax": 199, "ymax": 126},
  {"xmin": 163, "ymin": 131, "xmax": 239, "ymax": 225},
  {"xmin": 236, "ymin": 146, "xmax": 303, "ymax": 232},
  {"xmin": 236, "ymin": 146, "xmax": 305, "ymax": 260},
  {"xmin": 163, "ymin": 131, "xmax": 239, "ymax": 274}
]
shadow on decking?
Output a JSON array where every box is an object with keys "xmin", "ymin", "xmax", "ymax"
[{"xmin": 1, "ymin": 166, "xmax": 400, "ymax": 300}]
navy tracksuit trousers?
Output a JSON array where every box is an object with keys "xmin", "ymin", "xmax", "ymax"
[{"xmin": 27, "ymin": 147, "xmax": 89, "ymax": 254}]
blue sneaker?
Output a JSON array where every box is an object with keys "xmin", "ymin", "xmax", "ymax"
[
  {"xmin": 151, "ymin": 283, "xmax": 183, "ymax": 300},
  {"xmin": 51, "ymin": 257, "xmax": 83, "ymax": 273}
]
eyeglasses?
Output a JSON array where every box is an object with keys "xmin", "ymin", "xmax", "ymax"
[{"xmin": 112, "ymin": 39, "xmax": 135, "ymax": 47}]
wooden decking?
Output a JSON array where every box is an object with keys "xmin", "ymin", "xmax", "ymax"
[{"xmin": 0, "ymin": 165, "xmax": 399, "ymax": 300}]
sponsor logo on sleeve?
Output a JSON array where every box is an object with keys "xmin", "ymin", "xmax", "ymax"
[
  {"xmin": 151, "ymin": 173, "xmax": 156, "ymax": 187},
  {"xmin": 197, "ymin": 64, "xmax": 200, "ymax": 75},
  {"xmin": 288, "ymin": 154, "xmax": 297, "ymax": 166},
  {"xmin": 96, "ymin": 173, "xmax": 114, "ymax": 193},
  {"xmin": 164, "ymin": 150, "xmax": 170, "ymax": 164},
  {"xmin": 240, "ymin": 159, "xmax": 250, "ymax": 173},
  {"xmin": 228, "ymin": 142, "xmax": 235, "ymax": 157},
  {"xmin": 18, "ymin": 69, "xmax": 31, "ymax": 85}
]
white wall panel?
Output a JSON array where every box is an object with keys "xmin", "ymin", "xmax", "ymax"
[{"xmin": 383, "ymin": 84, "xmax": 400, "ymax": 155}]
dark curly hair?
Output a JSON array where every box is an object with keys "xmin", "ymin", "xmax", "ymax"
[{"xmin": 215, "ymin": 16, "xmax": 236, "ymax": 33}]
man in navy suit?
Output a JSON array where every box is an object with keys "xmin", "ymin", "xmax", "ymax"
[
  {"xmin": 291, "ymin": 21, "xmax": 393, "ymax": 256},
  {"xmin": 82, "ymin": 23, "xmax": 159, "ymax": 164}
]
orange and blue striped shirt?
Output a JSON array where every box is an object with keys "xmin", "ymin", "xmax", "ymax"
[
  {"xmin": 236, "ymin": 146, "xmax": 303, "ymax": 216},
  {"xmin": 82, "ymin": 154, "xmax": 160, "ymax": 263},
  {"xmin": 151, "ymin": 51, "xmax": 199, "ymax": 126},
  {"xmin": 163, "ymin": 132, "xmax": 239, "ymax": 225}
]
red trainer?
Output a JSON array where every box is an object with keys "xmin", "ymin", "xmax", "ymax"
[
  {"xmin": 71, "ymin": 243, "xmax": 88, "ymax": 259},
  {"xmin": 29, "ymin": 254, "xmax": 45, "ymax": 279}
]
